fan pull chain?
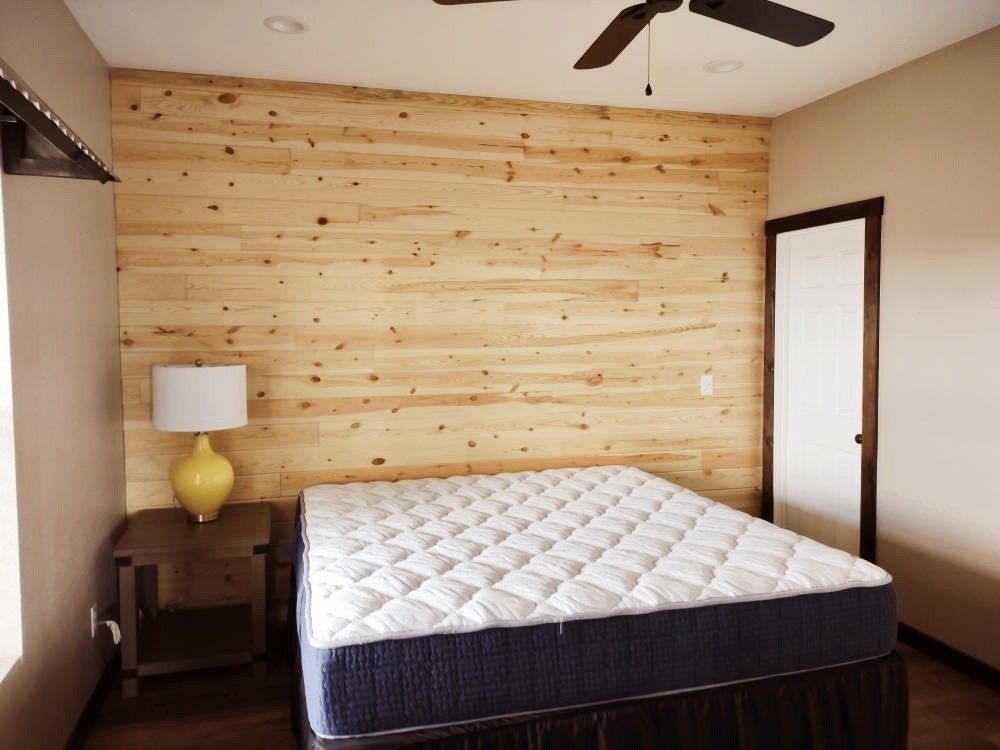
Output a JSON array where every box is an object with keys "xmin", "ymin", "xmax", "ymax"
[{"xmin": 645, "ymin": 21, "xmax": 653, "ymax": 96}]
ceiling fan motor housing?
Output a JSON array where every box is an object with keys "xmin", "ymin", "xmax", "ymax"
[
  {"xmin": 436, "ymin": 0, "xmax": 835, "ymax": 67},
  {"xmin": 648, "ymin": 0, "xmax": 684, "ymax": 10}
]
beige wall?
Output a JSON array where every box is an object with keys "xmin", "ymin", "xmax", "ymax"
[
  {"xmin": 0, "ymin": 0, "xmax": 126, "ymax": 747},
  {"xmin": 770, "ymin": 26, "xmax": 1000, "ymax": 667}
]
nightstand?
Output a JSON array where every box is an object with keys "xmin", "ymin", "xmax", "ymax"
[{"xmin": 113, "ymin": 502, "xmax": 271, "ymax": 697}]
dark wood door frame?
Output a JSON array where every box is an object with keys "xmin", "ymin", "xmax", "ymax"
[{"xmin": 763, "ymin": 197, "xmax": 884, "ymax": 562}]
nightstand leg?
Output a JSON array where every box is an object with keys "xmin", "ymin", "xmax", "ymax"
[
  {"xmin": 251, "ymin": 550, "xmax": 267, "ymax": 679},
  {"xmin": 119, "ymin": 563, "xmax": 138, "ymax": 697}
]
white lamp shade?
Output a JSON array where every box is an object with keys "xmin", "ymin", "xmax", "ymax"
[{"xmin": 152, "ymin": 364, "xmax": 248, "ymax": 433}]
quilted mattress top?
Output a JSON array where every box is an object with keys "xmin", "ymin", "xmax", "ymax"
[{"xmin": 300, "ymin": 465, "xmax": 890, "ymax": 649}]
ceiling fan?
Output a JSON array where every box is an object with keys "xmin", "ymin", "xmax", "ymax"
[{"xmin": 432, "ymin": 0, "xmax": 834, "ymax": 72}]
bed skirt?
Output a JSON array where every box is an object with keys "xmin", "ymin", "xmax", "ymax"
[{"xmin": 293, "ymin": 648, "xmax": 908, "ymax": 750}]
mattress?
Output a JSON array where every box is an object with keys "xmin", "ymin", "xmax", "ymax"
[{"xmin": 296, "ymin": 465, "xmax": 896, "ymax": 740}]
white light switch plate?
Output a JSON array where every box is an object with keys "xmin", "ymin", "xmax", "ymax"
[{"xmin": 700, "ymin": 374, "xmax": 714, "ymax": 396}]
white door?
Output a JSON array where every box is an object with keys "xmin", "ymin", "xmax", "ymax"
[{"xmin": 774, "ymin": 219, "xmax": 865, "ymax": 554}]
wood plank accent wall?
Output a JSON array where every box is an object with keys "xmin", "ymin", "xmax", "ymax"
[{"xmin": 110, "ymin": 69, "xmax": 768, "ymax": 614}]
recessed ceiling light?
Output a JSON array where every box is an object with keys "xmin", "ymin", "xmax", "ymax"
[
  {"xmin": 703, "ymin": 59, "xmax": 744, "ymax": 74},
  {"xmin": 263, "ymin": 16, "xmax": 306, "ymax": 34}
]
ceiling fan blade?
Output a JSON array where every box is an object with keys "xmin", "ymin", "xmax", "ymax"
[
  {"xmin": 689, "ymin": 0, "xmax": 833, "ymax": 47},
  {"xmin": 574, "ymin": 1, "xmax": 681, "ymax": 70}
]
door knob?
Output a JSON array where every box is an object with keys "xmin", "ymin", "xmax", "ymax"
[{"xmin": 854, "ymin": 434, "xmax": 863, "ymax": 445}]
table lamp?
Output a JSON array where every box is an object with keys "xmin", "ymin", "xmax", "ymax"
[{"xmin": 152, "ymin": 362, "xmax": 247, "ymax": 522}]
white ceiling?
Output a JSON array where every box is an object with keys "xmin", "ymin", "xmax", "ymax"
[{"xmin": 66, "ymin": 0, "xmax": 1000, "ymax": 117}]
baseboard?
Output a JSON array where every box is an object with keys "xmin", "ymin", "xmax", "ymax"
[
  {"xmin": 898, "ymin": 622, "xmax": 999, "ymax": 692},
  {"xmin": 63, "ymin": 654, "xmax": 119, "ymax": 750}
]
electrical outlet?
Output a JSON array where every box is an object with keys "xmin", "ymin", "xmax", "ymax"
[
  {"xmin": 700, "ymin": 373, "xmax": 714, "ymax": 396},
  {"xmin": 90, "ymin": 604, "xmax": 98, "ymax": 638}
]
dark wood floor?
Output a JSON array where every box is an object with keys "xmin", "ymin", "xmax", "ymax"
[
  {"xmin": 904, "ymin": 644, "xmax": 1000, "ymax": 750},
  {"xmin": 81, "ymin": 643, "xmax": 999, "ymax": 750}
]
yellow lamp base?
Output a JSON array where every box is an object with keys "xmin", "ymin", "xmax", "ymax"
[{"xmin": 170, "ymin": 433, "xmax": 235, "ymax": 523}]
